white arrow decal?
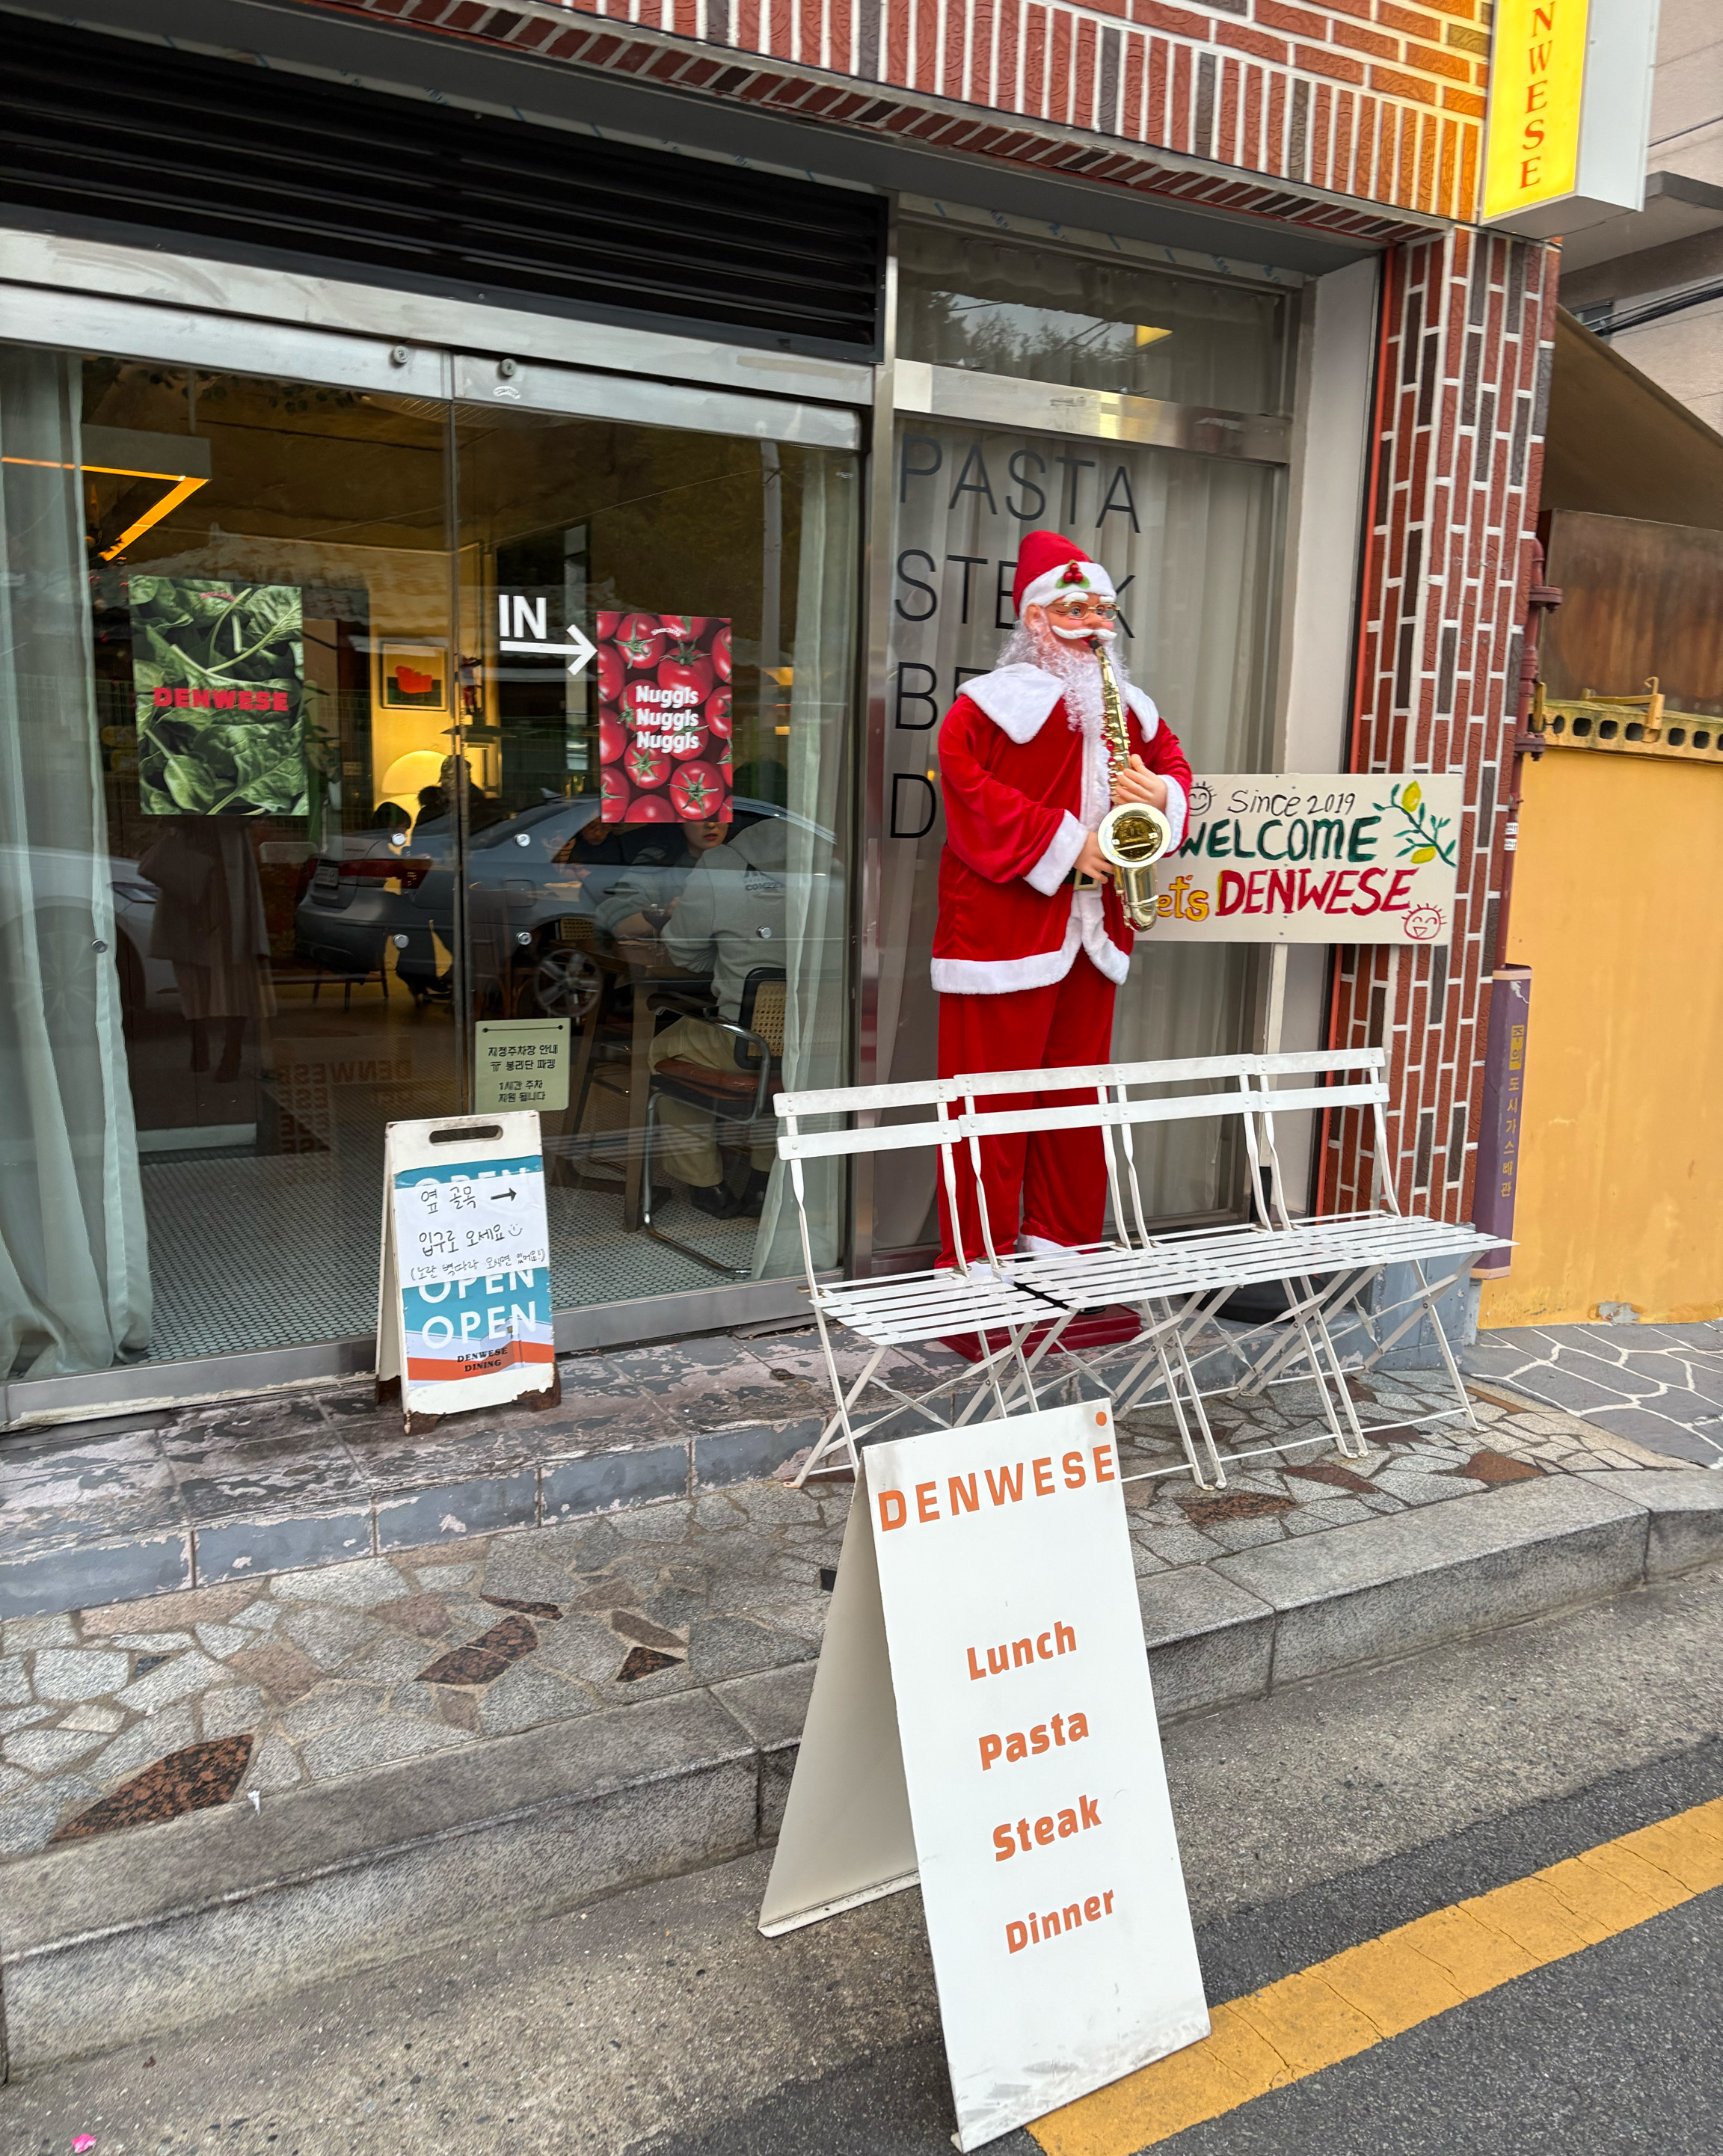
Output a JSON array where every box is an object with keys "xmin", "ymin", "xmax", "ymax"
[
  {"xmin": 497, "ymin": 621, "xmax": 596, "ymax": 678},
  {"xmin": 562, "ymin": 621, "xmax": 596, "ymax": 678}
]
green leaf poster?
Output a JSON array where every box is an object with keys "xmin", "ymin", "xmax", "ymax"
[{"xmin": 128, "ymin": 577, "xmax": 308, "ymax": 817}]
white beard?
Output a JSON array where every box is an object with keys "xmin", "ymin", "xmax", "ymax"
[
  {"xmin": 998, "ymin": 622, "xmax": 1134, "ymax": 740},
  {"xmin": 999, "ymin": 623, "xmax": 1137, "ymax": 830}
]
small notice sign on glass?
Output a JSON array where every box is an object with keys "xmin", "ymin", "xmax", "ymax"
[{"xmin": 473, "ymin": 1019, "xmax": 571, "ymax": 1114}]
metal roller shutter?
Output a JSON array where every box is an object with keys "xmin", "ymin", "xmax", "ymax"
[{"xmin": 0, "ymin": 17, "xmax": 885, "ymax": 359}]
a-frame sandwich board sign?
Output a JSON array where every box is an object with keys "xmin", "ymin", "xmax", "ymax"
[
  {"xmin": 377, "ymin": 1109, "xmax": 560, "ymax": 1433},
  {"xmin": 761, "ymin": 1400, "xmax": 1208, "ymax": 2151}
]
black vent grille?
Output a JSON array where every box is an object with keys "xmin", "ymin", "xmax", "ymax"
[{"xmin": 0, "ymin": 18, "xmax": 884, "ymax": 358}]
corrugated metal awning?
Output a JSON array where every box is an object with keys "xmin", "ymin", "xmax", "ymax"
[{"xmin": 1542, "ymin": 309, "xmax": 1723, "ymax": 535}]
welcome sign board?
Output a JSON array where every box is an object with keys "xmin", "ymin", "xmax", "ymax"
[
  {"xmin": 761, "ymin": 1402, "xmax": 1206, "ymax": 2150},
  {"xmin": 1152, "ymin": 773, "xmax": 1462, "ymax": 945}
]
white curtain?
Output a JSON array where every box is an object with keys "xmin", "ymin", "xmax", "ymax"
[
  {"xmin": 752, "ymin": 446, "xmax": 857, "ymax": 1278},
  {"xmin": 0, "ymin": 345, "xmax": 151, "ymax": 1376},
  {"xmin": 879, "ymin": 421, "xmax": 1283, "ymax": 1247}
]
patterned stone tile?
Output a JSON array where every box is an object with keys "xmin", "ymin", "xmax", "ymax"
[
  {"xmin": 116, "ymin": 1650, "xmax": 221, "ymax": 1713},
  {"xmin": 1465, "ymin": 1321, "xmax": 1723, "ymax": 1466},
  {"xmin": 31, "ymin": 1649, "xmax": 129, "ymax": 1701},
  {"xmin": 4, "ymin": 1727, "xmax": 105, "ymax": 1776},
  {"xmin": 192, "ymin": 1622, "xmax": 256, "ymax": 1658},
  {"xmin": 274, "ymin": 1684, "xmax": 392, "ymax": 1741},
  {"xmin": 615, "ymin": 1644, "xmax": 681, "ymax": 1683},
  {"xmin": 479, "ymin": 1592, "xmax": 564, "ymax": 1621},
  {"xmin": 52, "ymin": 1734, "xmax": 254, "ymax": 1842},
  {"xmin": 61, "ymin": 1702, "xmax": 123, "ymax": 1734},
  {"xmin": 532, "ymin": 1615, "xmax": 633, "ymax": 1683},
  {"xmin": 270, "ymin": 1558, "xmax": 414, "ymax": 1609},
  {"xmin": 608, "ymin": 1611, "xmax": 686, "ymax": 1653},
  {"xmin": 417, "ymin": 1613, "xmax": 538, "ymax": 1687},
  {"xmin": 87, "ymin": 1705, "xmax": 200, "ymax": 1784},
  {"xmin": 278, "ymin": 1606, "xmax": 379, "ymax": 1673},
  {"xmin": 245, "ymin": 1734, "xmax": 306, "ymax": 1793},
  {"xmin": 373, "ymin": 1594, "xmax": 452, "ymax": 1639},
  {"xmin": 227, "ymin": 1641, "xmax": 322, "ymax": 1705},
  {"xmin": 200, "ymin": 1685, "xmax": 266, "ymax": 1741},
  {"xmin": 478, "ymin": 1660, "xmax": 597, "ymax": 1734},
  {"xmin": 0, "ymin": 1772, "xmax": 102, "ymax": 1856},
  {"xmin": 1, "ymin": 1614, "xmax": 77, "ymax": 1650},
  {"xmin": 1178, "ymin": 1490, "xmax": 1296, "ymax": 1526},
  {"xmin": 1449, "ymin": 1448, "xmax": 1543, "ymax": 1485}
]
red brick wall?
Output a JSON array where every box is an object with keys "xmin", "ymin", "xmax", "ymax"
[
  {"xmin": 1321, "ymin": 227, "xmax": 1558, "ymax": 1226},
  {"xmin": 307, "ymin": 0, "xmax": 1488, "ymax": 228}
]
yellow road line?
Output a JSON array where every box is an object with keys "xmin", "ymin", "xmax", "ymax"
[{"xmin": 1030, "ymin": 1795, "xmax": 1723, "ymax": 2155}]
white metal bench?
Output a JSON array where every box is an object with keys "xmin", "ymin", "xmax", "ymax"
[
  {"xmin": 776, "ymin": 1050, "xmax": 1502, "ymax": 1489},
  {"xmin": 774, "ymin": 1076, "xmax": 1061, "ymax": 1481},
  {"xmin": 954, "ymin": 1048, "xmax": 1497, "ymax": 1478}
]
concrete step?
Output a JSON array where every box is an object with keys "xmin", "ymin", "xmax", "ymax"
[{"xmin": 2, "ymin": 1463, "xmax": 1717, "ymax": 2078}]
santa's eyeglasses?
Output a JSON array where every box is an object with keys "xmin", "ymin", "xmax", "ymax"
[{"xmin": 1042, "ymin": 595, "xmax": 1118, "ymax": 621}]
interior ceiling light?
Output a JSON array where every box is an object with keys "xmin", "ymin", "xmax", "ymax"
[{"xmin": 1, "ymin": 455, "xmax": 209, "ymax": 560}]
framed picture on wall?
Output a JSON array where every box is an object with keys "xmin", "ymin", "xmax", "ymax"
[{"xmin": 377, "ymin": 639, "xmax": 449, "ymax": 713}]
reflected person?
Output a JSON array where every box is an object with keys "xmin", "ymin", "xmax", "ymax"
[
  {"xmin": 649, "ymin": 815, "xmax": 791, "ymax": 1221},
  {"xmin": 592, "ymin": 815, "xmax": 729, "ymax": 942}
]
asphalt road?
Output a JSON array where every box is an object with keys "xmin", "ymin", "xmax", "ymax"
[{"xmin": 5, "ymin": 1561, "xmax": 1720, "ymax": 2156}]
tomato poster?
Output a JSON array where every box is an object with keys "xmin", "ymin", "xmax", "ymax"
[{"xmin": 596, "ymin": 611, "xmax": 733, "ymax": 825}]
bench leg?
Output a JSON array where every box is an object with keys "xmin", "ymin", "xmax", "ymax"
[
  {"xmin": 1167, "ymin": 1318, "xmax": 1228, "ymax": 1485},
  {"xmin": 1348, "ymin": 1257, "xmax": 1480, "ymax": 1433},
  {"xmin": 795, "ymin": 1342, "xmax": 886, "ymax": 1484}
]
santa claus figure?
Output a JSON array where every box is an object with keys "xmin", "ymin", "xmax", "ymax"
[{"xmin": 934, "ymin": 530, "xmax": 1192, "ymax": 1268}]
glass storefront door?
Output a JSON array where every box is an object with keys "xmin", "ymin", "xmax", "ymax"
[
  {"xmin": 0, "ymin": 335, "xmax": 856, "ymax": 1383},
  {"xmin": 451, "ymin": 397, "xmax": 856, "ymax": 1308}
]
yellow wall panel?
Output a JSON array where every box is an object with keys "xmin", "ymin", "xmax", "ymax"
[{"xmin": 1481, "ymin": 749, "xmax": 1723, "ymax": 1327}]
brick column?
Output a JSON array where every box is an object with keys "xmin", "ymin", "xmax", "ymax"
[{"xmin": 1321, "ymin": 227, "xmax": 1558, "ymax": 1226}]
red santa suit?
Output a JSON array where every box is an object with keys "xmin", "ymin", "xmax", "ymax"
[{"xmin": 934, "ymin": 535, "xmax": 1192, "ymax": 1268}]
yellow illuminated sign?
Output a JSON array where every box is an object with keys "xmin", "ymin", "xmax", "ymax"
[{"xmin": 1483, "ymin": 0, "xmax": 1590, "ymax": 223}]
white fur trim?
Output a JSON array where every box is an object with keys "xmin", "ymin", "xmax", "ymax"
[
  {"xmin": 1016, "ymin": 1232, "xmax": 1069, "ymax": 1255},
  {"xmin": 933, "ymin": 892, "xmax": 1130, "ymax": 994},
  {"xmin": 1075, "ymin": 888, "xmax": 1131, "ymax": 984},
  {"xmin": 1025, "ymin": 811, "xmax": 1085, "ymax": 896},
  {"xmin": 1020, "ymin": 560, "xmax": 1117, "ymax": 612},
  {"xmin": 1160, "ymin": 773, "xmax": 1188, "ymax": 849},
  {"xmin": 959, "ymin": 663, "xmax": 1064, "ymax": 744},
  {"xmin": 1123, "ymin": 684, "xmax": 1160, "ymax": 740},
  {"xmin": 931, "ymin": 945, "xmax": 1077, "ymax": 995}
]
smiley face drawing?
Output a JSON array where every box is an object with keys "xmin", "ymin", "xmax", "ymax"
[{"xmin": 1403, "ymin": 904, "xmax": 1445, "ymax": 942}]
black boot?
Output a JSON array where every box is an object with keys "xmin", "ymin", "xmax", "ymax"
[
  {"xmin": 214, "ymin": 1017, "xmax": 245, "ymax": 1084},
  {"xmin": 739, "ymin": 1168, "xmax": 773, "ymax": 1217},
  {"xmin": 688, "ymin": 1180, "xmax": 745, "ymax": 1220}
]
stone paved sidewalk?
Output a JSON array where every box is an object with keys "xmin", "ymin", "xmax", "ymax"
[
  {"xmin": 1466, "ymin": 1321, "xmax": 1723, "ymax": 1469},
  {"xmin": 0, "ymin": 1328, "xmax": 903, "ymax": 1616},
  {"xmin": 0, "ymin": 1367, "xmax": 1679, "ymax": 1862}
]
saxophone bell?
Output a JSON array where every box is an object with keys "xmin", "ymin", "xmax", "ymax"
[{"xmin": 1091, "ymin": 636, "xmax": 1173, "ymax": 933}]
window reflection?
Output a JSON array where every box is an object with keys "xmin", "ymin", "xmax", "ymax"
[{"xmin": 899, "ymin": 224, "xmax": 1291, "ymax": 413}]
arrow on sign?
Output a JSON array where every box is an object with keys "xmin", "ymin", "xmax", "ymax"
[{"xmin": 498, "ymin": 622, "xmax": 596, "ymax": 678}]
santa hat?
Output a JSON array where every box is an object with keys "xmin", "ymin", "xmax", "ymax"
[{"xmin": 1013, "ymin": 531, "xmax": 1117, "ymax": 615}]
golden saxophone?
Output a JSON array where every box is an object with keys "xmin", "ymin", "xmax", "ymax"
[{"xmin": 1093, "ymin": 635, "xmax": 1173, "ymax": 933}]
